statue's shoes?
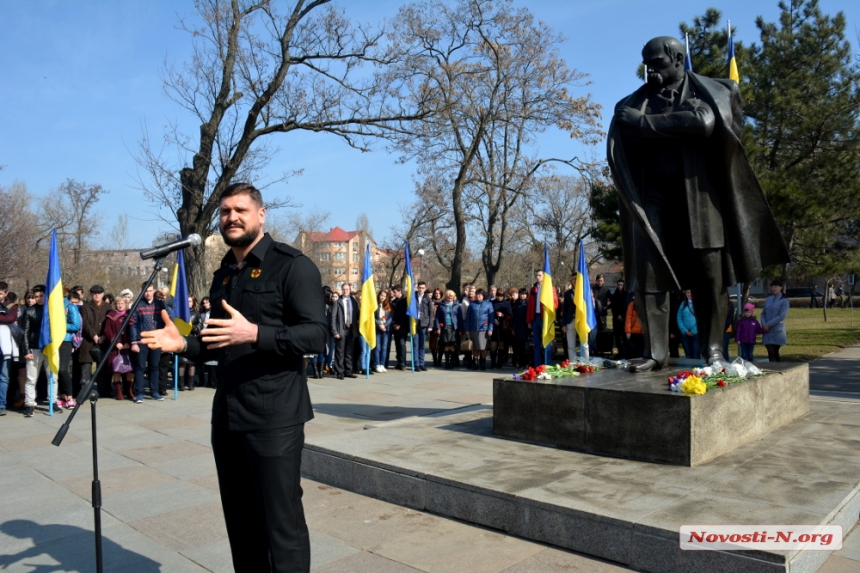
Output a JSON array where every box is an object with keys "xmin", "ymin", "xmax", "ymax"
[
  {"xmin": 628, "ymin": 358, "xmax": 667, "ymax": 373},
  {"xmin": 706, "ymin": 353, "xmax": 724, "ymax": 365}
]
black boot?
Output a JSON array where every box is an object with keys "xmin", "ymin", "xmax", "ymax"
[
  {"xmin": 445, "ymin": 351, "xmax": 452, "ymax": 369},
  {"xmin": 480, "ymin": 358, "xmax": 487, "ymax": 371},
  {"xmin": 315, "ymin": 363, "xmax": 323, "ymax": 379}
]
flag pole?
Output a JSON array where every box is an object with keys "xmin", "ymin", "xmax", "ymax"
[
  {"xmin": 410, "ymin": 333, "xmax": 415, "ymax": 372},
  {"xmin": 173, "ymin": 355, "xmax": 179, "ymax": 400},
  {"xmin": 49, "ymin": 372, "xmax": 54, "ymax": 416},
  {"xmin": 365, "ymin": 339, "xmax": 370, "ymax": 379}
]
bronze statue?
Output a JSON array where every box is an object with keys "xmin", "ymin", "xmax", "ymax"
[{"xmin": 607, "ymin": 36, "xmax": 789, "ymax": 372}]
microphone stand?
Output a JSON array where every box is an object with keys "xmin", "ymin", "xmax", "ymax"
[{"xmin": 52, "ymin": 255, "xmax": 168, "ymax": 573}]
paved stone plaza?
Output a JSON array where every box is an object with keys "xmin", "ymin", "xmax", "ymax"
[{"xmin": 1, "ymin": 350, "xmax": 860, "ymax": 572}]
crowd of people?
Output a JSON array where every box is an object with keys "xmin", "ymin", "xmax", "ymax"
[
  {"xmin": 310, "ymin": 272, "xmax": 792, "ymax": 381},
  {"xmin": 0, "ymin": 270, "xmax": 794, "ymax": 416},
  {"xmin": 0, "ymin": 281, "xmax": 214, "ymax": 417}
]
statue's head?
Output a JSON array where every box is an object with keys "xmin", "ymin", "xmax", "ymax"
[{"xmin": 641, "ymin": 36, "xmax": 686, "ymax": 88}]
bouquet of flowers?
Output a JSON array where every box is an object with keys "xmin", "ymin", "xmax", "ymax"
[
  {"xmin": 668, "ymin": 359, "xmax": 763, "ymax": 394},
  {"xmin": 512, "ymin": 359, "xmax": 609, "ymax": 381}
]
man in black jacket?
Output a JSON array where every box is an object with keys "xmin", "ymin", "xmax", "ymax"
[
  {"xmin": 413, "ymin": 281, "xmax": 434, "ymax": 371},
  {"xmin": 330, "ymin": 283, "xmax": 359, "ymax": 379},
  {"xmin": 141, "ymin": 183, "xmax": 327, "ymax": 573},
  {"xmin": 390, "ymin": 285, "xmax": 408, "ymax": 370},
  {"xmin": 610, "ymin": 279, "xmax": 628, "ymax": 358},
  {"xmin": 18, "ymin": 285, "xmax": 46, "ymax": 418}
]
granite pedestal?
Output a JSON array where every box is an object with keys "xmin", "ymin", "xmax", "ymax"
[{"xmin": 493, "ymin": 361, "xmax": 809, "ymax": 466}]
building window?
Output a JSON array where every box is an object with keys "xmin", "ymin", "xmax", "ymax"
[
  {"xmin": 334, "ymin": 252, "xmax": 346, "ymax": 261},
  {"xmin": 352, "ymin": 282, "xmax": 359, "ymax": 290},
  {"xmin": 352, "ymin": 253, "xmax": 359, "ymax": 262},
  {"xmin": 353, "ymin": 242, "xmax": 358, "ymax": 251},
  {"xmin": 334, "ymin": 267, "xmax": 345, "ymax": 275},
  {"xmin": 319, "ymin": 252, "xmax": 330, "ymax": 262},
  {"xmin": 351, "ymin": 268, "xmax": 359, "ymax": 276}
]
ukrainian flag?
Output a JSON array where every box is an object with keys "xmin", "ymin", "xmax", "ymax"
[
  {"xmin": 540, "ymin": 243, "xmax": 556, "ymax": 348},
  {"xmin": 171, "ymin": 247, "xmax": 192, "ymax": 336},
  {"xmin": 358, "ymin": 244, "xmax": 378, "ymax": 350},
  {"xmin": 404, "ymin": 242, "xmax": 419, "ymax": 335},
  {"xmin": 574, "ymin": 241, "xmax": 597, "ymax": 350},
  {"xmin": 728, "ymin": 23, "xmax": 739, "ymax": 83},
  {"xmin": 39, "ymin": 229, "xmax": 65, "ymax": 412}
]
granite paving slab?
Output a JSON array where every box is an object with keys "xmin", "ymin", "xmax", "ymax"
[{"xmin": 303, "ymin": 395, "xmax": 860, "ymax": 573}]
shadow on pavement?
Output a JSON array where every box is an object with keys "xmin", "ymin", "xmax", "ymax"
[
  {"xmin": 312, "ymin": 403, "xmax": 451, "ymax": 421},
  {"xmin": 0, "ymin": 519, "xmax": 162, "ymax": 572}
]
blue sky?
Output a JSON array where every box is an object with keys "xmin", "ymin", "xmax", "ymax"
[{"xmin": 2, "ymin": 0, "xmax": 858, "ymax": 247}]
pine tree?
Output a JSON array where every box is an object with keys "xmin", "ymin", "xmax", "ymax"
[{"xmin": 744, "ymin": 0, "xmax": 860, "ymax": 278}]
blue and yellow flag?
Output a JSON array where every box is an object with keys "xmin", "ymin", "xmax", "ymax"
[
  {"xmin": 404, "ymin": 242, "xmax": 419, "ymax": 335},
  {"xmin": 540, "ymin": 243, "xmax": 556, "ymax": 348},
  {"xmin": 574, "ymin": 241, "xmax": 597, "ymax": 346},
  {"xmin": 39, "ymin": 229, "xmax": 66, "ymax": 379},
  {"xmin": 684, "ymin": 33, "xmax": 693, "ymax": 72},
  {"xmin": 359, "ymin": 244, "xmax": 378, "ymax": 349},
  {"xmin": 171, "ymin": 247, "xmax": 192, "ymax": 336},
  {"xmin": 728, "ymin": 22, "xmax": 739, "ymax": 83}
]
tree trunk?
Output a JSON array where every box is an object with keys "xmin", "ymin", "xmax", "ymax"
[
  {"xmin": 178, "ymin": 168, "xmax": 213, "ymax": 298},
  {"xmin": 446, "ymin": 178, "xmax": 467, "ymax": 293}
]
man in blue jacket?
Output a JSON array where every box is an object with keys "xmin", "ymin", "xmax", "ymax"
[{"xmin": 129, "ymin": 283, "xmax": 168, "ymax": 402}]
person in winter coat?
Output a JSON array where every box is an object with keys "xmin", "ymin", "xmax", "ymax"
[
  {"xmin": 735, "ymin": 303, "xmax": 763, "ymax": 362},
  {"xmin": 676, "ymin": 290, "xmax": 699, "ymax": 360},
  {"xmin": 434, "ymin": 290, "xmax": 461, "ymax": 369},
  {"xmin": 761, "ymin": 280, "xmax": 790, "ymax": 362},
  {"xmin": 512, "ymin": 288, "xmax": 530, "ymax": 368},
  {"xmin": 57, "ymin": 295, "xmax": 82, "ymax": 410},
  {"xmin": 374, "ymin": 290, "xmax": 394, "ymax": 373},
  {"xmin": 465, "ymin": 289, "xmax": 494, "ymax": 370},
  {"xmin": 177, "ymin": 296, "xmax": 201, "ymax": 391},
  {"xmin": 103, "ymin": 297, "xmax": 133, "ymax": 400},
  {"xmin": 624, "ymin": 296, "xmax": 644, "ymax": 359},
  {"xmin": 489, "ymin": 289, "xmax": 512, "ymax": 368}
]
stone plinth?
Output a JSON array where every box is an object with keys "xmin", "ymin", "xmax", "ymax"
[{"xmin": 493, "ymin": 361, "xmax": 809, "ymax": 466}]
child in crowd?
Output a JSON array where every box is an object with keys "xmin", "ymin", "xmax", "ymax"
[{"xmin": 735, "ymin": 303, "xmax": 763, "ymax": 362}]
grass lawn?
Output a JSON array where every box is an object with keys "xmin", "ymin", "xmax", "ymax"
[{"xmin": 746, "ymin": 307, "xmax": 860, "ymax": 362}]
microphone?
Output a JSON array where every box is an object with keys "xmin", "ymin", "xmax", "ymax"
[{"xmin": 140, "ymin": 234, "xmax": 202, "ymax": 260}]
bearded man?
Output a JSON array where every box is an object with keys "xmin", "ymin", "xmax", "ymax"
[
  {"xmin": 141, "ymin": 183, "xmax": 327, "ymax": 572},
  {"xmin": 607, "ymin": 36, "xmax": 788, "ymax": 372}
]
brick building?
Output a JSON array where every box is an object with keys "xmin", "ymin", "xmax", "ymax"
[{"xmin": 294, "ymin": 227, "xmax": 378, "ymax": 290}]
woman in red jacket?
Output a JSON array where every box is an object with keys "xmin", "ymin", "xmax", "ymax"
[{"xmin": 102, "ymin": 297, "xmax": 134, "ymax": 400}]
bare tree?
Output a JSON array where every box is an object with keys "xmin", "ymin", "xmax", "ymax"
[
  {"xmin": 39, "ymin": 179, "xmax": 107, "ymax": 270},
  {"xmin": 518, "ymin": 174, "xmax": 592, "ymax": 273},
  {"xmin": 137, "ymin": 0, "xmax": 430, "ymax": 296},
  {"xmin": 386, "ymin": 0, "xmax": 601, "ymax": 292},
  {"xmin": 0, "ymin": 182, "xmax": 43, "ymax": 287},
  {"xmin": 109, "ymin": 213, "xmax": 130, "ymax": 250}
]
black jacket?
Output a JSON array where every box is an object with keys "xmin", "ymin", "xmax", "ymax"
[
  {"xmin": 18, "ymin": 304, "xmax": 44, "ymax": 355},
  {"xmin": 415, "ymin": 292, "xmax": 434, "ymax": 329},
  {"xmin": 329, "ymin": 296, "xmax": 359, "ymax": 338},
  {"xmin": 391, "ymin": 296, "xmax": 408, "ymax": 330},
  {"xmin": 184, "ymin": 233, "xmax": 327, "ymax": 431}
]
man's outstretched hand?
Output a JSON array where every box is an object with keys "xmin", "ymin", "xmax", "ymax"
[
  {"xmin": 141, "ymin": 310, "xmax": 184, "ymax": 353},
  {"xmin": 201, "ymin": 299, "xmax": 259, "ymax": 349}
]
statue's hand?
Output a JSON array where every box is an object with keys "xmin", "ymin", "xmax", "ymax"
[{"xmin": 615, "ymin": 107, "xmax": 643, "ymax": 126}]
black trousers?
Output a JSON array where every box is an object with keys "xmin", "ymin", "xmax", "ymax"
[
  {"xmin": 212, "ymin": 424, "xmax": 310, "ymax": 573},
  {"xmin": 334, "ymin": 331, "xmax": 354, "ymax": 375},
  {"xmin": 393, "ymin": 330, "xmax": 407, "ymax": 367},
  {"xmin": 158, "ymin": 352, "xmax": 172, "ymax": 395},
  {"xmin": 58, "ymin": 341, "xmax": 73, "ymax": 396}
]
